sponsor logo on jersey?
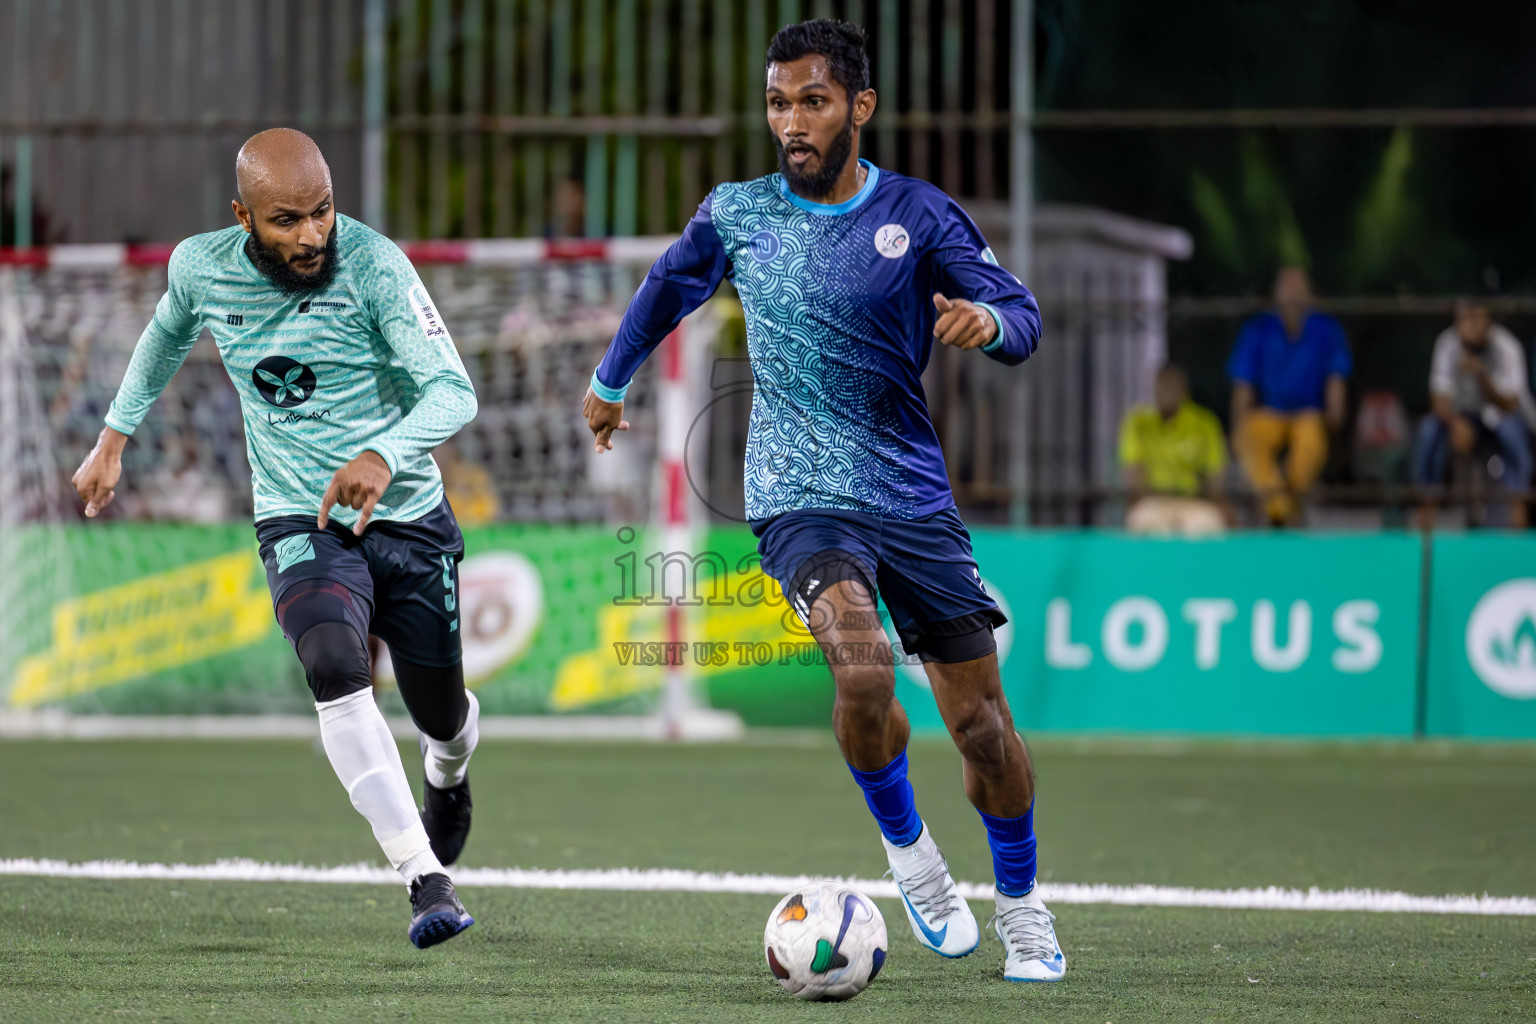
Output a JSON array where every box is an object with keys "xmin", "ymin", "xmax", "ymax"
[
  {"xmin": 874, "ymin": 223, "xmax": 910, "ymax": 259},
  {"xmin": 252, "ymin": 355, "xmax": 317, "ymax": 408},
  {"xmin": 266, "ymin": 408, "xmax": 332, "ymax": 426},
  {"xmin": 1466, "ymin": 579, "xmax": 1536, "ymax": 699},
  {"xmin": 298, "ymin": 299, "xmax": 348, "ymax": 314},
  {"xmin": 409, "ymin": 284, "xmax": 448, "ymax": 339},
  {"xmin": 225, "ymin": 313, "xmax": 243, "ymax": 326},
  {"xmin": 747, "ymin": 230, "xmax": 782, "ymax": 263}
]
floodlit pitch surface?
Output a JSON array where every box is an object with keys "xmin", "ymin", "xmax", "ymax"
[{"xmin": 2, "ymin": 736, "xmax": 1534, "ymax": 1023}]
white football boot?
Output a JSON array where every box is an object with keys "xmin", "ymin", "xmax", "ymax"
[
  {"xmin": 992, "ymin": 885, "xmax": 1066, "ymax": 982},
  {"xmin": 882, "ymin": 823, "xmax": 980, "ymax": 957}
]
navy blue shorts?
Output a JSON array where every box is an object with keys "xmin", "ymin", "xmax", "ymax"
[
  {"xmin": 255, "ymin": 498, "xmax": 464, "ymax": 667},
  {"xmin": 751, "ymin": 506, "xmax": 1006, "ymax": 663}
]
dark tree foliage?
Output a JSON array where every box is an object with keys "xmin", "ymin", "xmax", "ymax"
[{"xmin": 1035, "ymin": 0, "xmax": 1536, "ymax": 297}]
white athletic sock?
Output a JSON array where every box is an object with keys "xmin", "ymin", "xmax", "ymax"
[
  {"xmin": 315, "ymin": 688, "xmax": 444, "ymax": 885},
  {"xmin": 423, "ymin": 690, "xmax": 479, "ymax": 789}
]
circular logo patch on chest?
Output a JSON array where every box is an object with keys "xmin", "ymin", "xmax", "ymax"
[
  {"xmin": 873, "ymin": 223, "xmax": 910, "ymax": 259},
  {"xmin": 748, "ymin": 230, "xmax": 782, "ymax": 263},
  {"xmin": 252, "ymin": 355, "xmax": 317, "ymax": 408}
]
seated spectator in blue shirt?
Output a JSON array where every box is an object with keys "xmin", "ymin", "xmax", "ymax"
[
  {"xmin": 1228, "ymin": 267, "xmax": 1352, "ymax": 525},
  {"xmin": 1414, "ymin": 298, "xmax": 1534, "ymax": 529}
]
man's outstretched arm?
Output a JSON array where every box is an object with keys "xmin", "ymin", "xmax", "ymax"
[
  {"xmin": 76, "ymin": 243, "xmax": 203, "ymax": 516},
  {"xmin": 586, "ymin": 193, "xmax": 730, "ymax": 451}
]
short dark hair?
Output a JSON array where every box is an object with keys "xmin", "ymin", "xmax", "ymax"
[{"xmin": 765, "ymin": 19, "xmax": 871, "ymax": 100}]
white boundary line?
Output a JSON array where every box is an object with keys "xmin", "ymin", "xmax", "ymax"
[
  {"xmin": 0, "ymin": 712, "xmax": 743, "ymax": 742},
  {"xmin": 2, "ymin": 858, "xmax": 1532, "ymax": 916}
]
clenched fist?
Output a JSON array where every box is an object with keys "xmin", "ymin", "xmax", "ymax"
[{"xmin": 932, "ymin": 293, "xmax": 998, "ymax": 351}]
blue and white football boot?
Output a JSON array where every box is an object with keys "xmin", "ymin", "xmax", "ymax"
[
  {"xmin": 881, "ymin": 823, "xmax": 980, "ymax": 958},
  {"xmin": 992, "ymin": 885, "xmax": 1066, "ymax": 982}
]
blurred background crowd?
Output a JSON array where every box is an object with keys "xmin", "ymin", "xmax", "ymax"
[{"xmin": 1120, "ymin": 270, "xmax": 1535, "ymax": 534}]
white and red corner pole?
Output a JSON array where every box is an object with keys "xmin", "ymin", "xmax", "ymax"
[{"xmin": 658, "ymin": 322, "xmax": 696, "ymax": 737}]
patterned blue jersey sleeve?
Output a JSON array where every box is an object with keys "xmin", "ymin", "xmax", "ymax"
[
  {"xmin": 926, "ymin": 195, "xmax": 1041, "ymax": 367},
  {"xmin": 591, "ymin": 193, "xmax": 730, "ymax": 401}
]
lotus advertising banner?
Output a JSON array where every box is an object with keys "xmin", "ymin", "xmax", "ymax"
[
  {"xmin": 1, "ymin": 523, "xmax": 1531, "ymax": 740},
  {"xmin": 1424, "ymin": 535, "xmax": 1536, "ymax": 739},
  {"xmin": 895, "ymin": 532, "xmax": 1423, "ymax": 738}
]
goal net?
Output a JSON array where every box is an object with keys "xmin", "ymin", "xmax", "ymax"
[{"xmin": 0, "ymin": 240, "xmax": 736, "ymax": 736}]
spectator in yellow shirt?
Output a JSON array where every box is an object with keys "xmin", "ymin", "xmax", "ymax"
[{"xmin": 1119, "ymin": 364, "xmax": 1228, "ymax": 535}]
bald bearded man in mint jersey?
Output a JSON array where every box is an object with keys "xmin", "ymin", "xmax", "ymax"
[
  {"xmin": 72, "ymin": 129, "xmax": 481, "ymax": 949},
  {"xmin": 583, "ymin": 21, "xmax": 1063, "ymax": 984}
]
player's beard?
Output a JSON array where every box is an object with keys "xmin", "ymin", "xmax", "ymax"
[
  {"xmin": 775, "ymin": 113, "xmax": 855, "ymax": 201},
  {"xmin": 245, "ymin": 220, "xmax": 341, "ymax": 296}
]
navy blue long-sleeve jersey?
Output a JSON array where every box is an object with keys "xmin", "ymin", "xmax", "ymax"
[{"xmin": 592, "ymin": 160, "xmax": 1041, "ymax": 522}]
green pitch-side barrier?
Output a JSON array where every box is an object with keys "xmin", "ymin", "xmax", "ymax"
[
  {"xmin": 3, "ymin": 525, "xmax": 1534, "ymax": 739},
  {"xmin": 1423, "ymin": 534, "xmax": 1536, "ymax": 740},
  {"xmin": 947, "ymin": 532, "xmax": 1424, "ymax": 738}
]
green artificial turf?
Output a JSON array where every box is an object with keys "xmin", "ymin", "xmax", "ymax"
[{"xmin": 1, "ymin": 735, "xmax": 1535, "ymax": 1022}]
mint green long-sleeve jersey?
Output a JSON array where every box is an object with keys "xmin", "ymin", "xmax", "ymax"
[{"xmin": 105, "ymin": 214, "xmax": 478, "ymax": 526}]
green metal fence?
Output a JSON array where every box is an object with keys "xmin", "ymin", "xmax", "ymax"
[{"xmin": 0, "ymin": 0, "xmax": 1020, "ymax": 246}]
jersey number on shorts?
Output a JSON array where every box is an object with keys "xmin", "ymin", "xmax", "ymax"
[{"xmin": 441, "ymin": 555, "xmax": 459, "ymax": 632}]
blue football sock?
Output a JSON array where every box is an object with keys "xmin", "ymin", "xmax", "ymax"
[
  {"xmin": 979, "ymin": 805, "xmax": 1037, "ymax": 898},
  {"xmin": 847, "ymin": 749, "xmax": 923, "ymax": 847}
]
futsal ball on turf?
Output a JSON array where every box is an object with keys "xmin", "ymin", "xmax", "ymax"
[{"xmin": 763, "ymin": 882, "xmax": 888, "ymax": 1000}]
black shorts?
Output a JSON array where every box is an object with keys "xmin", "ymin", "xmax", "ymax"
[
  {"xmin": 255, "ymin": 498, "xmax": 464, "ymax": 667},
  {"xmin": 752, "ymin": 506, "xmax": 1007, "ymax": 663}
]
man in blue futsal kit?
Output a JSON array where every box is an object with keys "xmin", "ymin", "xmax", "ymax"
[
  {"xmin": 73, "ymin": 129, "xmax": 481, "ymax": 949},
  {"xmin": 582, "ymin": 20, "xmax": 1061, "ymax": 983}
]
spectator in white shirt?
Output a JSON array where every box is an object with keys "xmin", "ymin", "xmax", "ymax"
[{"xmin": 1414, "ymin": 298, "xmax": 1534, "ymax": 528}]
